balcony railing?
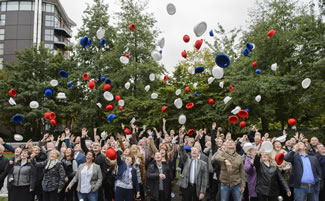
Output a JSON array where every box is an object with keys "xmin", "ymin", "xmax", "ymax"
[{"xmin": 54, "ymin": 24, "xmax": 72, "ymax": 38}]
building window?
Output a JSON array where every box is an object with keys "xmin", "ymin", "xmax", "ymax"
[
  {"xmin": 0, "ymin": 15, "xmax": 5, "ymax": 26},
  {"xmin": 0, "ymin": 29, "xmax": 4, "ymax": 40},
  {"xmin": 0, "ymin": 2, "xmax": 6, "ymax": 12},
  {"xmin": 43, "ymin": 3, "xmax": 54, "ymax": 13},
  {"xmin": 0, "ymin": 44, "xmax": 3, "ymax": 55},
  {"xmin": 54, "ymin": 17, "xmax": 60, "ymax": 28},
  {"xmin": 0, "ymin": 58, "xmax": 3, "ymax": 70},
  {"xmin": 7, "ymin": 2, "xmax": 19, "ymax": 11},
  {"xmin": 45, "ymin": 29, "xmax": 54, "ymax": 41},
  {"xmin": 20, "ymin": 1, "xmax": 32, "ymax": 11},
  {"xmin": 45, "ymin": 15, "xmax": 54, "ymax": 27},
  {"xmin": 44, "ymin": 43, "xmax": 53, "ymax": 49}
]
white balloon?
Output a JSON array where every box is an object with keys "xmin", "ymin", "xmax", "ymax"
[
  {"xmin": 188, "ymin": 67, "xmax": 195, "ymax": 75},
  {"xmin": 271, "ymin": 63, "xmax": 278, "ymax": 71},
  {"xmin": 151, "ymin": 93, "xmax": 158, "ymax": 99},
  {"xmin": 212, "ymin": 66, "xmax": 224, "ymax": 79},
  {"xmin": 219, "ymin": 81, "xmax": 224, "ymax": 88},
  {"xmin": 158, "ymin": 37, "xmax": 165, "ymax": 49},
  {"xmin": 145, "ymin": 85, "xmax": 150, "ymax": 92},
  {"xmin": 174, "ymin": 98, "xmax": 183, "ymax": 109},
  {"xmin": 29, "ymin": 101, "xmax": 39, "ymax": 109},
  {"xmin": 193, "ymin": 21, "xmax": 207, "ymax": 37},
  {"xmin": 151, "ymin": 50, "xmax": 162, "ymax": 61},
  {"xmin": 166, "ymin": 3, "xmax": 176, "ymax": 15},
  {"xmin": 50, "ymin": 79, "xmax": 58, "ymax": 87},
  {"xmin": 208, "ymin": 77, "xmax": 215, "ymax": 84},
  {"xmin": 96, "ymin": 28, "xmax": 105, "ymax": 40},
  {"xmin": 261, "ymin": 141, "xmax": 273, "ymax": 153},
  {"xmin": 103, "ymin": 91, "xmax": 114, "ymax": 101},
  {"xmin": 301, "ymin": 78, "xmax": 311, "ymax": 89},
  {"xmin": 96, "ymin": 103, "xmax": 102, "ymax": 108},
  {"xmin": 124, "ymin": 82, "xmax": 130, "ymax": 90},
  {"xmin": 193, "ymin": 82, "xmax": 198, "ymax": 89},
  {"xmin": 223, "ymin": 96, "xmax": 232, "ymax": 104},
  {"xmin": 255, "ymin": 95, "xmax": 261, "ymax": 103},
  {"xmin": 118, "ymin": 100, "xmax": 125, "ymax": 107},
  {"xmin": 9, "ymin": 97, "xmax": 16, "ymax": 106},
  {"xmin": 120, "ymin": 56, "xmax": 129, "ymax": 64},
  {"xmin": 100, "ymin": 131, "xmax": 107, "ymax": 139},
  {"xmin": 149, "ymin": 73, "xmax": 155, "ymax": 81},
  {"xmin": 57, "ymin": 92, "xmax": 66, "ymax": 99},
  {"xmin": 231, "ymin": 106, "xmax": 241, "ymax": 115},
  {"xmin": 130, "ymin": 117, "xmax": 136, "ymax": 124},
  {"xmin": 178, "ymin": 114, "xmax": 187, "ymax": 125},
  {"xmin": 175, "ymin": 89, "xmax": 181, "ymax": 96},
  {"xmin": 14, "ymin": 134, "xmax": 23, "ymax": 141}
]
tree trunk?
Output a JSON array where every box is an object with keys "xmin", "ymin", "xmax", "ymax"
[{"xmin": 261, "ymin": 117, "xmax": 269, "ymax": 131}]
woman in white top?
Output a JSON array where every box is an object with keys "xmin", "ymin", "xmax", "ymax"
[{"xmin": 66, "ymin": 151, "xmax": 102, "ymax": 201}]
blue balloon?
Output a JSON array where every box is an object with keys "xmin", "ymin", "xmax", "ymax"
[
  {"xmin": 100, "ymin": 39, "xmax": 105, "ymax": 47},
  {"xmin": 80, "ymin": 36, "xmax": 88, "ymax": 48},
  {"xmin": 12, "ymin": 114, "xmax": 24, "ymax": 123},
  {"xmin": 256, "ymin": 69, "xmax": 261, "ymax": 75},
  {"xmin": 44, "ymin": 88, "xmax": 53, "ymax": 97},
  {"xmin": 243, "ymin": 48, "xmax": 250, "ymax": 57},
  {"xmin": 152, "ymin": 131, "xmax": 155, "ymax": 137},
  {"xmin": 194, "ymin": 92, "xmax": 199, "ymax": 97},
  {"xmin": 67, "ymin": 81, "xmax": 72, "ymax": 87},
  {"xmin": 87, "ymin": 38, "xmax": 92, "ymax": 47},
  {"xmin": 195, "ymin": 66, "xmax": 205, "ymax": 73},
  {"xmin": 107, "ymin": 114, "xmax": 116, "ymax": 123},
  {"xmin": 105, "ymin": 79, "xmax": 111, "ymax": 84},
  {"xmin": 59, "ymin": 70, "xmax": 69, "ymax": 78},
  {"xmin": 209, "ymin": 29, "xmax": 214, "ymax": 37},
  {"xmin": 246, "ymin": 43, "xmax": 254, "ymax": 51},
  {"xmin": 245, "ymin": 108, "xmax": 249, "ymax": 112},
  {"xmin": 184, "ymin": 145, "xmax": 191, "ymax": 151},
  {"xmin": 100, "ymin": 76, "xmax": 106, "ymax": 82},
  {"xmin": 159, "ymin": 50, "xmax": 162, "ymax": 54},
  {"xmin": 215, "ymin": 54, "xmax": 231, "ymax": 68}
]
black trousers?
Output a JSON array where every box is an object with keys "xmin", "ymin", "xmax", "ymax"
[
  {"xmin": 257, "ymin": 194, "xmax": 277, "ymax": 201},
  {"xmin": 43, "ymin": 190, "xmax": 59, "ymax": 201},
  {"xmin": 182, "ymin": 184, "xmax": 199, "ymax": 201},
  {"xmin": 150, "ymin": 190, "xmax": 168, "ymax": 201},
  {"xmin": 209, "ymin": 176, "xmax": 219, "ymax": 201}
]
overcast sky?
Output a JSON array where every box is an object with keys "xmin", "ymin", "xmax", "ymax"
[{"xmin": 61, "ymin": 0, "xmax": 259, "ymax": 72}]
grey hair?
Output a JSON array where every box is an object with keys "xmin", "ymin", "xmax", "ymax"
[{"xmin": 0, "ymin": 145, "xmax": 4, "ymax": 151}]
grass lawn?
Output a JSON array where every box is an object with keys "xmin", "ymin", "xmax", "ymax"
[
  {"xmin": 0, "ymin": 197, "xmax": 7, "ymax": 201},
  {"xmin": 3, "ymin": 153, "xmax": 14, "ymax": 159}
]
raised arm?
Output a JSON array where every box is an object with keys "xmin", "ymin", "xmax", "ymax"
[
  {"xmin": 80, "ymin": 129, "xmax": 89, "ymax": 154},
  {"xmin": 149, "ymin": 137, "xmax": 159, "ymax": 154},
  {"xmin": 162, "ymin": 118, "xmax": 168, "ymax": 136}
]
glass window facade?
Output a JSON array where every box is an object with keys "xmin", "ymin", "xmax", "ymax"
[
  {"xmin": 0, "ymin": 29, "xmax": 4, "ymax": 40},
  {"xmin": 0, "ymin": 58, "xmax": 3, "ymax": 70},
  {"xmin": 7, "ymin": 2, "xmax": 19, "ymax": 11},
  {"xmin": 44, "ymin": 43, "xmax": 53, "ymax": 49},
  {"xmin": 19, "ymin": 1, "xmax": 32, "ymax": 11},
  {"xmin": 43, "ymin": 3, "xmax": 54, "ymax": 13},
  {"xmin": 45, "ymin": 15, "xmax": 54, "ymax": 27},
  {"xmin": 0, "ymin": 1, "xmax": 35, "ymax": 11},
  {"xmin": 1, "ymin": 2, "xmax": 6, "ymax": 11},
  {"xmin": 0, "ymin": 14, "xmax": 5, "ymax": 26},
  {"xmin": 45, "ymin": 29, "xmax": 54, "ymax": 41},
  {"xmin": 0, "ymin": 43, "xmax": 3, "ymax": 55}
]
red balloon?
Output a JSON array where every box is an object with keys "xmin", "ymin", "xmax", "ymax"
[
  {"xmin": 105, "ymin": 104, "xmax": 114, "ymax": 112},
  {"xmin": 186, "ymin": 103, "xmax": 195, "ymax": 109},
  {"xmin": 229, "ymin": 85, "xmax": 234, "ymax": 92},
  {"xmin": 106, "ymin": 147, "xmax": 117, "ymax": 160},
  {"xmin": 288, "ymin": 118, "xmax": 297, "ymax": 126},
  {"xmin": 88, "ymin": 80, "xmax": 95, "ymax": 90},
  {"xmin": 50, "ymin": 119, "xmax": 57, "ymax": 126},
  {"xmin": 124, "ymin": 128, "xmax": 131, "ymax": 135},
  {"xmin": 163, "ymin": 75, "xmax": 168, "ymax": 82},
  {"xmin": 44, "ymin": 112, "xmax": 51, "ymax": 120},
  {"xmin": 275, "ymin": 153, "xmax": 284, "ymax": 165},
  {"xmin": 181, "ymin": 50, "xmax": 187, "ymax": 59},
  {"xmin": 183, "ymin": 35, "xmax": 190, "ymax": 43},
  {"xmin": 238, "ymin": 110, "xmax": 248, "ymax": 118},
  {"xmin": 129, "ymin": 24, "xmax": 135, "ymax": 31},
  {"xmin": 115, "ymin": 95, "xmax": 121, "ymax": 102},
  {"xmin": 161, "ymin": 106, "xmax": 168, "ymax": 113},
  {"xmin": 208, "ymin": 98, "xmax": 214, "ymax": 105},
  {"xmin": 9, "ymin": 88, "xmax": 16, "ymax": 97},
  {"xmin": 83, "ymin": 73, "xmax": 89, "ymax": 80},
  {"xmin": 268, "ymin": 29, "xmax": 277, "ymax": 39},
  {"xmin": 252, "ymin": 61, "xmax": 258, "ymax": 67},
  {"xmin": 185, "ymin": 86, "xmax": 190, "ymax": 93},
  {"xmin": 125, "ymin": 53, "xmax": 130, "ymax": 58},
  {"xmin": 187, "ymin": 129, "xmax": 194, "ymax": 136},
  {"xmin": 194, "ymin": 39, "xmax": 203, "ymax": 50},
  {"xmin": 50, "ymin": 112, "xmax": 56, "ymax": 120},
  {"xmin": 119, "ymin": 106, "xmax": 123, "ymax": 111},
  {"xmin": 240, "ymin": 121, "xmax": 246, "ymax": 128},
  {"xmin": 228, "ymin": 115, "xmax": 239, "ymax": 124},
  {"xmin": 103, "ymin": 84, "xmax": 111, "ymax": 91}
]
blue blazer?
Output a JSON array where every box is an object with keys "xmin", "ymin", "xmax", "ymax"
[
  {"xmin": 75, "ymin": 152, "xmax": 85, "ymax": 166},
  {"xmin": 115, "ymin": 150, "xmax": 140, "ymax": 193},
  {"xmin": 284, "ymin": 151, "xmax": 322, "ymax": 191}
]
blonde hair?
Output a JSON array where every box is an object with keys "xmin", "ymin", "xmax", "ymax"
[
  {"xmin": 48, "ymin": 149, "xmax": 60, "ymax": 160},
  {"xmin": 32, "ymin": 146, "xmax": 40, "ymax": 151}
]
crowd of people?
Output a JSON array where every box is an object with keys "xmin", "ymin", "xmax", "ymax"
[{"xmin": 0, "ymin": 119, "xmax": 324, "ymax": 201}]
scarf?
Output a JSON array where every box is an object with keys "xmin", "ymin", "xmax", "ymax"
[{"xmin": 45, "ymin": 159, "xmax": 59, "ymax": 170}]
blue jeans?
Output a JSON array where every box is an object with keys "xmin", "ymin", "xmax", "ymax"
[
  {"xmin": 77, "ymin": 191, "xmax": 98, "ymax": 201},
  {"xmin": 220, "ymin": 183, "xmax": 242, "ymax": 201},
  {"xmin": 294, "ymin": 186, "xmax": 319, "ymax": 201}
]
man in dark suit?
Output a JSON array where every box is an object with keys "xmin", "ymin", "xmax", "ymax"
[
  {"xmin": 177, "ymin": 129, "xmax": 208, "ymax": 201},
  {"xmin": 0, "ymin": 145, "xmax": 8, "ymax": 191},
  {"xmin": 284, "ymin": 141, "xmax": 322, "ymax": 201}
]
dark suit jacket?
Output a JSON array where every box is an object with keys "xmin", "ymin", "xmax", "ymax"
[
  {"xmin": 75, "ymin": 152, "xmax": 85, "ymax": 166},
  {"xmin": 284, "ymin": 151, "xmax": 322, "ymax": 191},
  {"xmin": 177, "ymin": 145, "xmax": 208, "ymax": 198}
]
